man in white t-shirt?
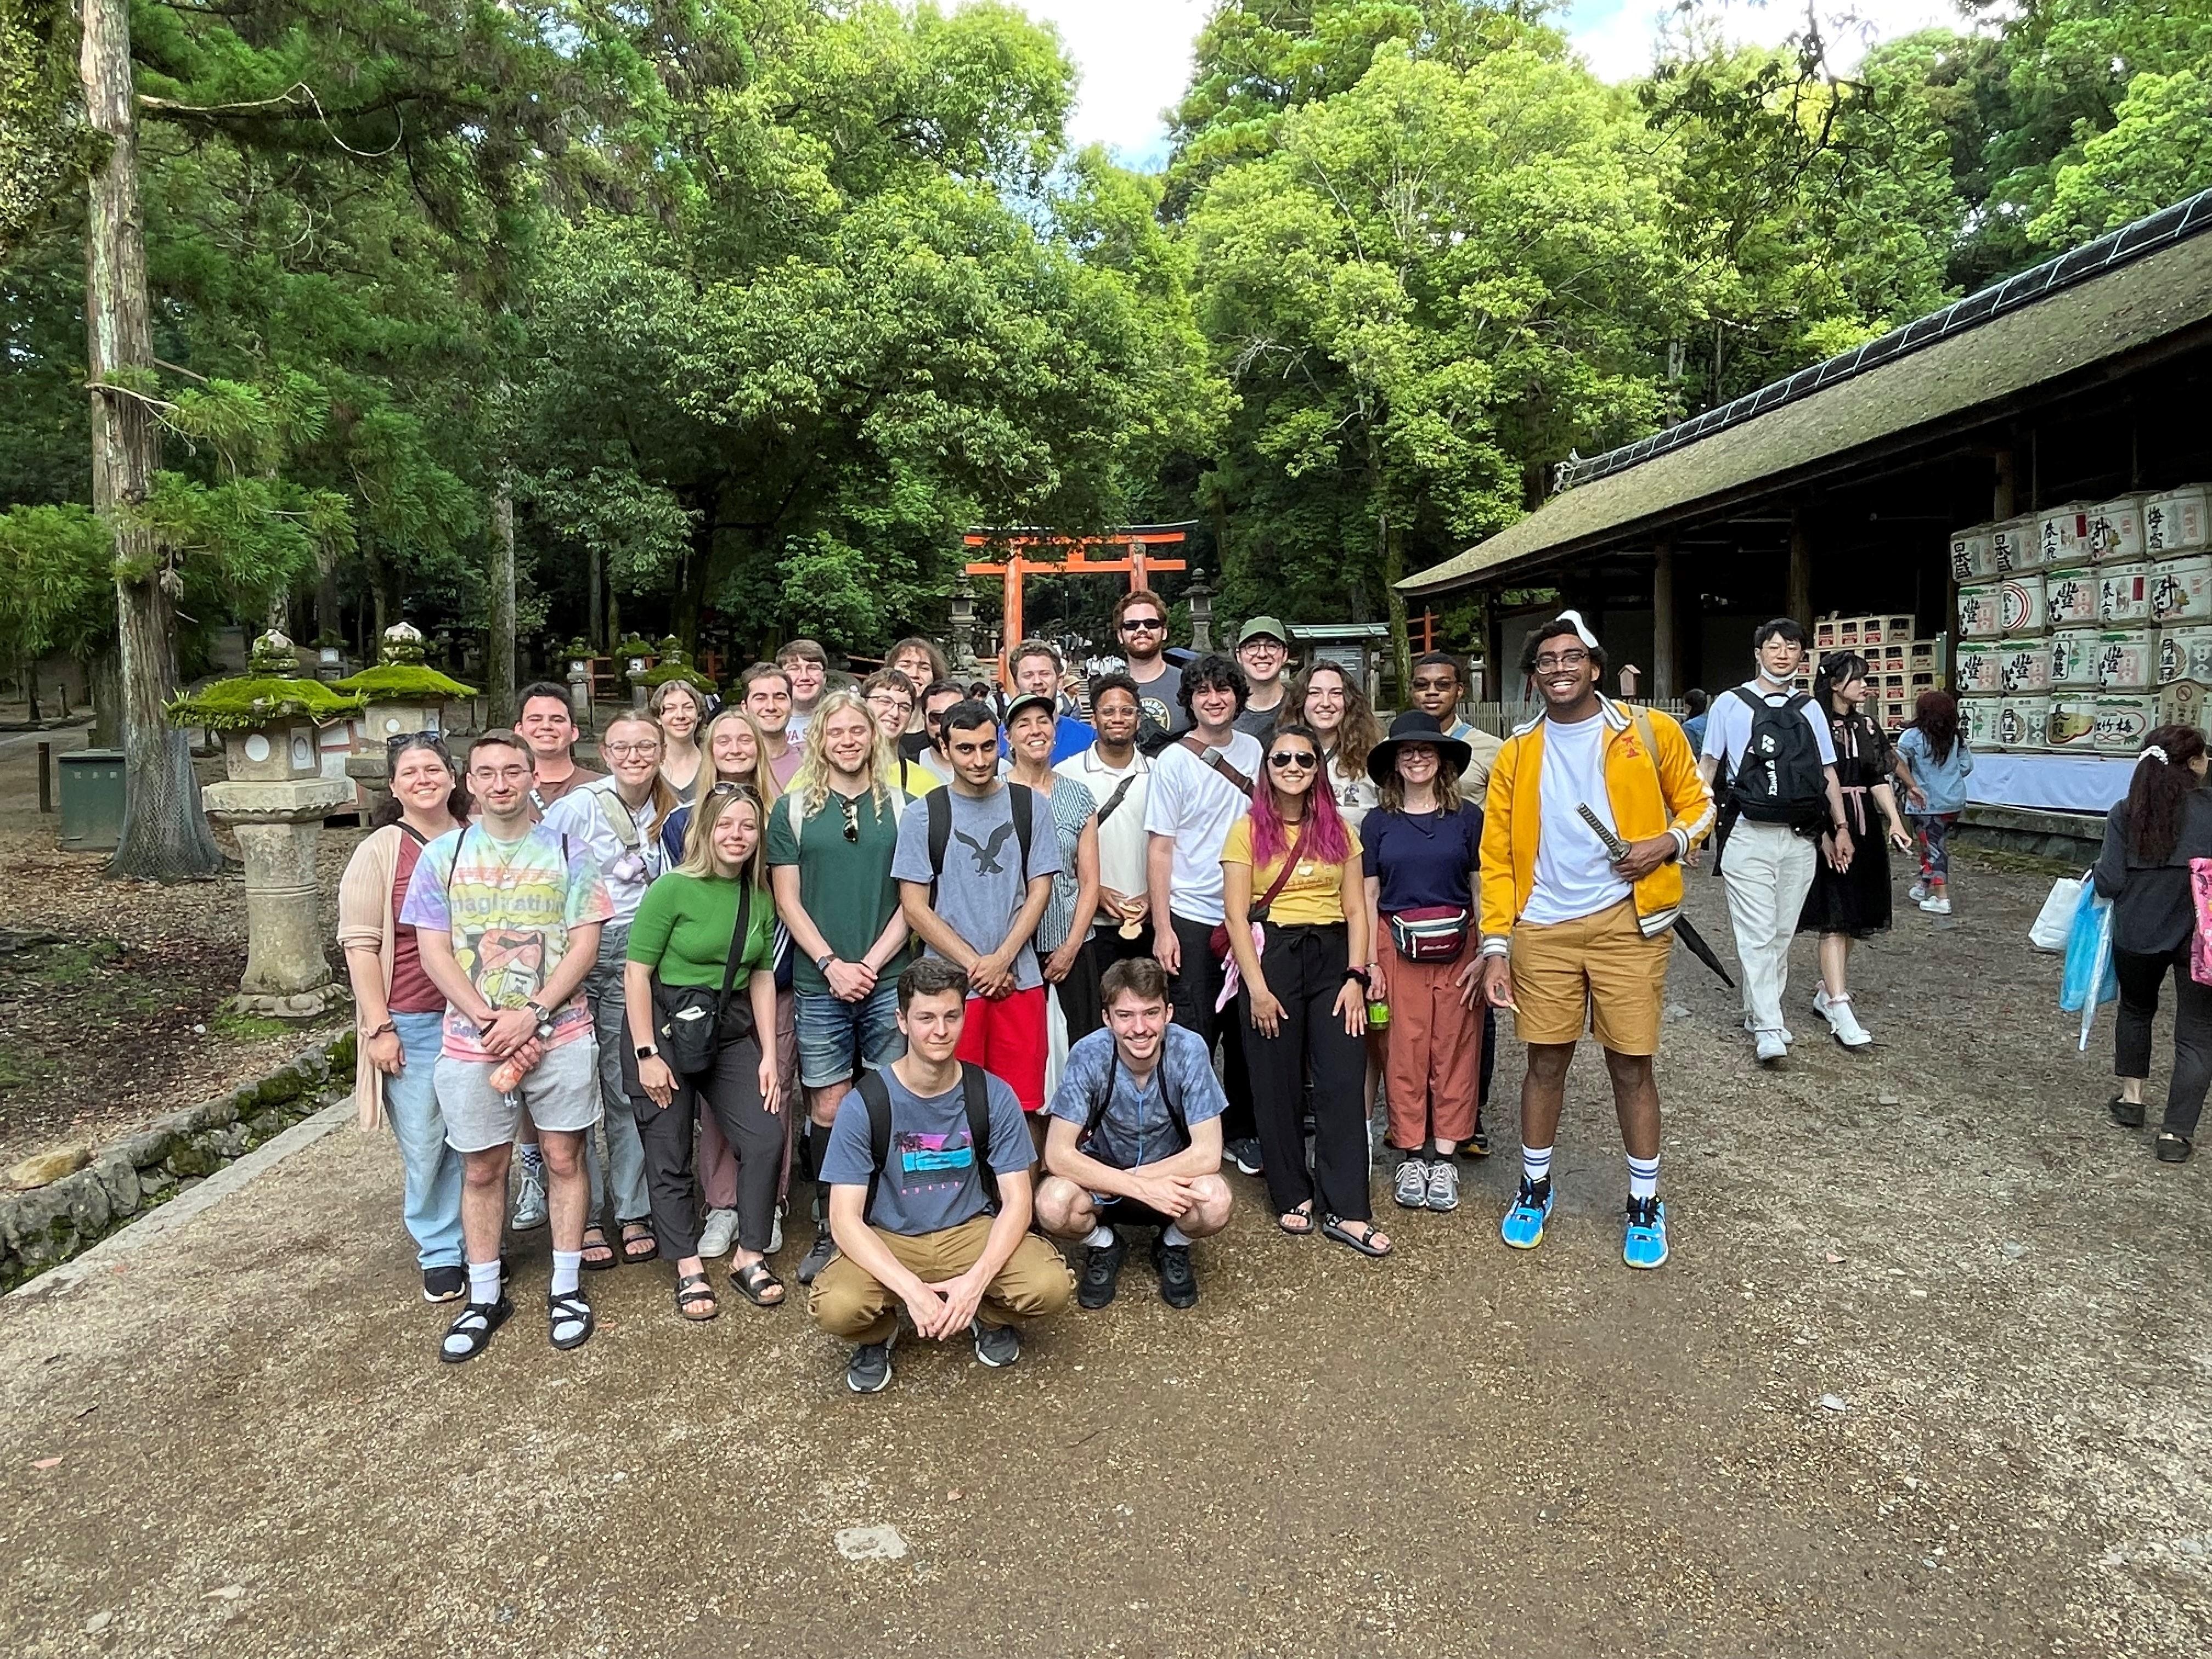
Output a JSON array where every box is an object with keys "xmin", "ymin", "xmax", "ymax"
[
  {"xmin": 1054, "ymin": 673, "xmax": 1152, "ymax": 1035},
  {"xmin": 1144, "ymin": 653, "xmax": 1265, "ymax": 1177},
  {"xmin": 1697, "ymin": 618, "xmax": 1852, "ymax": 1065}
]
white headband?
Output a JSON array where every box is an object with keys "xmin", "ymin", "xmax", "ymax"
[
  {"xmin": 2141, "ymin": 745, "xmax": 2170, "ymax": 764},
  {"xmin": 1554, "ymin": 609, "xmax": 1599, "ymax": 649}
]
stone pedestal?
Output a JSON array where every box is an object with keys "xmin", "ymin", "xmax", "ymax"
[{"xmin": 201, "ymin": 776, "xmax": 357, "ymax": 1019}]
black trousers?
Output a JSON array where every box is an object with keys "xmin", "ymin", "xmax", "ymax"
[
  {"xmin": 2114, "ymin": 944, "xmax": 2212, "ymax": 1138},
  {"xmin": 636, "ymin": 1034, "xmax": 782, "ymax": 1258},
  {"xmin": 1168, "ymin": 912, "xmax": 1254, "ymax": 1143},
  {"xmin": 1240, "ymin": 922, "xmax": 1370, "ymax": 1222}
]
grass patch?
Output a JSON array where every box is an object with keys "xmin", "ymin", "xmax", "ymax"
[
  {"xmin": 0, "ymin": 1048, "xmax": 52, "ymax": 1090},
  {"xmin": 206, "ymin": 1011, "xmax": 297, "ymax": 1042}
]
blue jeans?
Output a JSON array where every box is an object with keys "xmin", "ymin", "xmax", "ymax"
[
  {"xmin": 583, "ymin": 924, "xmax": 652, "ymax": 1226},
  {"xmin": 794, "ymin": 982, "xmax": 905, "ymax": 1089},
  {"xmin": 386, "ymin": 1011, "xmax": 464, "ymax": 1269}
]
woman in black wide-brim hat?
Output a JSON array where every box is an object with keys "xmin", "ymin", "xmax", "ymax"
[{"xmin": 1361, "ymin": 712, "xmax": 1486, "ymax": 1214}]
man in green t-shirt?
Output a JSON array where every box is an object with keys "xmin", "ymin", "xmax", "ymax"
[{"xmin": 769, "ymin": 689, "xmax": 916, "ymax": 1285}]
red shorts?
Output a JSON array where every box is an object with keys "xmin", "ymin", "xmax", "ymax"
[{"xmin": 956, "ymin": 985, "xmax": 1049, "ymax": 1113}]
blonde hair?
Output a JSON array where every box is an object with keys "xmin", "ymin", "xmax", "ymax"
[
  {"xmin": 677, "ymin": 783, "xmax": 770, "ymax": 891},
  {"xmin": 788, "ymin": 688, "xmax": 897, "ymax": 816},
  {"xmin": 601, "ymin": 711, "xmax": 681, "ymax": 827},
  {"xmin": 698, "ymin": 706, "xmax": 780, "ymax": 811}
]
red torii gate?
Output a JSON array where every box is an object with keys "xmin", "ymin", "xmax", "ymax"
[{"xmin": 962, "ymin": 523, "xmax": 1194, "ymax": 679}]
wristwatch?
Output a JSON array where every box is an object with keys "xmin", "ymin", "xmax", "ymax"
[
  {"xmin": 525, "ymin": 1000, "xmax": 551, "ymax": 1024},
  {"xmin": 634, "ymin": 1042, "xmax": 658, "ymax": 1061},
  {"xmin": 815, "ymin": 952, "xmax": 836, "ymax": 974}
]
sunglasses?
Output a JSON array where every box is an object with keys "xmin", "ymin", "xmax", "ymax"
[
  {"xmin": 1267, "ymin": 750, "xmax": 1319, "ymax": 770},
  {"xmin": 708, "ymin": 781, "xmax": 762, "ymax": 802},
  {"xmin": 837, "ymin": 794, "xmax": 861, "ymax": 843},
  {"xmin": 385, "ymin": 730, "xmax": 448, "ymax": 754},
  {"xmin": 1120, "ymin": 617, "xmax": 1165, "ymax": 633}
]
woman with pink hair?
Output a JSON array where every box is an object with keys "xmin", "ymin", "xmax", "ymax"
[{"xmin": 1222, "ymin": 721, "xmax": 1388, "ymax": 1256}]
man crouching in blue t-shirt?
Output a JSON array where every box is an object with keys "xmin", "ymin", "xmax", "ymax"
[
  {"xmin": 1035, "ymin": 957, "xmax": 1233, "ymax": 1311},
  {"xmin": 810, "ymin": 957, "xmax": 1075, "ymax": 1393}
]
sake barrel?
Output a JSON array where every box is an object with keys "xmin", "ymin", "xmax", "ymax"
[
  {"xmin": 2098, "ymin": 561, "xmax": 2152, "ymax": 624},
  {"xmin": 2093, "ymin": 693, "xmax": 2157, "ymax": 755},
  {"xmin": 2049, "ymin": 628, "xmax": 2100, "ymax": 689},
  {"xmin": 2088, "ymin": 496, "xmax": 2146, "ymax": 561},
  {"xmin": 1960, "ymin": 694, "xmax": 2002, "ymax": 749},
  {"xmin": 1997, "ymin": 697, "xmax": 2047, "ymax": 752},
  {"xmin": 2000, "ymin": 572, "xmax": 2047, "ymax": 635},
  {"xmin": 2149, "ymin": 553, "xmax": 2212, "ymax": 624},
  {"xmin": 2097, "ymin": 628, "xmax": 2157, "ymax": 691},
  {"xmin": 1956, "ymin": 584, "xmax": 2003, "ymax": 639},
  {"xmin": 2045, "ymin": 696, "xmax": 2100, "ymax": 755},
  {"xmin": 2038, "ymin": 503, "xmax": 2095, "ymax": 568},
  {"xmin": 2144, "ymin": 487, "xmax": 2210, "ymax": 554},
  {"xmin": 2042, "ymin": 566, "xmax": 2100, "ymax": 628},
  {"xmin": 1997, "ymin": 641, "xmax": 2050, "ymax": 693},
  {"xmin": 2158, "ymin": 622, "xmax": 2212, "ymax": 685},
  {"xmin": 1948, "ymin": 527, "xmax": 1995, "ymax": 583},
  {"xmin": 1991, "ymin": 516, "xmax": 2036, "ymax": 572},
  {"xmin": 1954, "ymin": 640, "xmax": 2004, "ymax": 696}
]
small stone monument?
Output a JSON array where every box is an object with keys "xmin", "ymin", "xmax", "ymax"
[
  {"xmin": 168, "ymin": 631, "xmax": 362, "ymax": 1019},
  {"xmin": 336, "ymin": 621, "xmax": 481, "ymax": 813}
]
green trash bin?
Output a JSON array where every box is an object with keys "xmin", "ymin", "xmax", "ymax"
[{"xmin": 58, "ymin": 748, "xmax": 127, "ymax": 852}]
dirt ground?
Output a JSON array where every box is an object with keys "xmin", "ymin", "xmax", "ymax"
[{"xmin": 2, "ymin": 836, "xmax": 2208, "ymax": 1657}]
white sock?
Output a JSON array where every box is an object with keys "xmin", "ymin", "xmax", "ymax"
[
  {"xmin": 550, "ymin": 1249, "xmax": 582, "ymax": 1297},
  {"xmin": 1627, "ymin": 1153, "xmax": 1660, "ymax": 1203},
  {"xmin": 517, "ymin": 1142, "xmax": 544, "ymax": 1173},
  {"xmin": 468, "ymin": 1259, "xmax": 501, "ymax": 1306},
  {"xmin": 1161, "ymin": 1223, "xmax": 1191, "ymax": 1248},
  {"xmin": 1081, "ymin": 1224, "xmax": 1114, "ymax": 1248},
  {"xmin": 1522, "ymin": 1144, "xmax": 1553, "ymax": 1189}
]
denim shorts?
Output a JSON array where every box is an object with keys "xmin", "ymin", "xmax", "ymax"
[{"xmin": 794, "ymin": 982, "xmax": 905, "ymax": 1090}]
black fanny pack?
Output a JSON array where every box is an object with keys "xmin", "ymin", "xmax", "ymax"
[{"xmin": 648, "ymin": 881, "xmax": 755, "ymax": 1076}]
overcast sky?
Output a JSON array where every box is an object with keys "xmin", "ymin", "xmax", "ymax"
[{"xmin": 1017, "ymin": 1, "xmax": 1968, "ymax": 171}]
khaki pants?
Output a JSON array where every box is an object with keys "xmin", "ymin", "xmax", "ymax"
[{"xmin": 809, "ymin": 1216, "xmax": 1075, "ymax": 1345}]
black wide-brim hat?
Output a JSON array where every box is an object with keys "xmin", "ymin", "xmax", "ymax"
[{"xmin": 1367, "ymin": 709, "xmax": 1472, "ymax": 787}]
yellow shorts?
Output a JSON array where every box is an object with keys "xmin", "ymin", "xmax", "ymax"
[{"xmin": 1506, "ymin": 899, "xmax": 1673, "ymax": 1056}]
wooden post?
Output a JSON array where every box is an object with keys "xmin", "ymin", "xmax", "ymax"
[
  {"xmin": 1001, "ymin": 556, "xmax": 1025, "ymax": 665},
  {"xmin": 1788, "ymin": 505, "xmax": 1814, "ymax": 630},
  {"xmin": 37, "ymin": 743, "xmax": 53, "ymax": 814},
  {"xmin": 1128, "ymin": 539, "xmax": 1148, "ymax": 594},
  {"xmin": 486, "ymin": 474, "xmax": 517, "ymax": 728},
  {"xmin": 1652, "ymin": 543, "xmax": 1678, "ymax": 701},
  {"xmin": 1993, "ymin": 444, "xmax": 2017, "ymax": 520}
]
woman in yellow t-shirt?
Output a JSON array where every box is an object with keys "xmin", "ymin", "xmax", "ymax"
[{"xmin": 1222, "ymin": 721, "xmax": 1387, "ymax": 1257}]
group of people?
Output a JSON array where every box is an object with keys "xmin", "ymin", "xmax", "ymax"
[{"xmin": 336, "ymin": 601, "xmax": 2028, "ymax": 1392}]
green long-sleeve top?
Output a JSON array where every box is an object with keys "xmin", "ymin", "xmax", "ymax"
[{"xmin": 625, "ymin": 871, "xmax": 776, "ymax": 987}]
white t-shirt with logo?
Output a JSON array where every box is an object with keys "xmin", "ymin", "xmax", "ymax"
[{"xmin": 1520, "ymin": 711, "xmax": 1633, "ymax": 928}]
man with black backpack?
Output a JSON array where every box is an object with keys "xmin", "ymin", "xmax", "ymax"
[
  {"xmin": 1698, "ymin": 619, "xmax": 1854, "ymax": 1065},
  {"xmin": 1036, "ymin": 957, "xmax": 1233, "ymax": 1310},
  {"xmin": 810, "ymin": 959, "xmax": 1075, "ymax": 1393}
]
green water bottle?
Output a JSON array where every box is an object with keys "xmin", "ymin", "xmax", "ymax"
[{"xmin": 1367, "ymin": 991, "xmax": 1390, "ymax": 1032}]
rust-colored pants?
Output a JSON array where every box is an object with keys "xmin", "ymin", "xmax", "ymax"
[{"xmin": 1381, "ymin": 935, "xmax": 1481, "ymax": 1149}]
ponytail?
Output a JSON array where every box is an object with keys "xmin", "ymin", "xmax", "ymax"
[{"xmin": 2124, "ymin": 723, "xmax": 2208, "ymax": 864}]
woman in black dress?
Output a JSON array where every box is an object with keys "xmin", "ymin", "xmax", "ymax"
[{"xmin": 1798, "ymin": 652, "xmax": 1914, "ymax": 1048}]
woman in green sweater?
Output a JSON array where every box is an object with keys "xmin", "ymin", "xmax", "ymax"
[{"xmin": 624, "ymin": 784, "xmax": 782, "ymax": 1318}]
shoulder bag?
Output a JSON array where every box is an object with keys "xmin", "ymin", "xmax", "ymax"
[{"xmin": 651, "ymin": 878, "xmax": 757, "ymax": 1076}]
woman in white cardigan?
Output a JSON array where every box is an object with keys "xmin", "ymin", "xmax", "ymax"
[{"xmin": 336, "ymin": 735, "xmax": 470, "ymax": 1303}]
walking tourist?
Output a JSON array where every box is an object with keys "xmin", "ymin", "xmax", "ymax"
[
  {"xmin": 650, "ymin": 679, "xmax": 709, "ymax": 798},
  {"xmin": 779, "ymin": 640, "xmax": 828, "ymax": 742},
  {"xmin": 1113, "ymin": 589, "xmax": 1184, "ymax": 743},
  {"xmin": 625, "ymin": 782, "xmax": 784, "ymax": 1317},
  {"xmin": 1477, "ymin": 614, "xmax": 1714, "ymax": 1269},
  {"xmin": 337, "ymin": 735, "xmax": 470, "ymax": 1302},
  {"xmin": 2094, "ymin": 724, "xmax": 2212, "ymax": 1165},
  {"xmin": 1056, "ymin": 673, "xmax": 1154, "ymax": 991},
  {"xmin": 1233, "ymin": 617, "xmax": 1293, "ymax": 738},
  {"xmin": 1294, "ymin": 661, "xmax": 1381, "ymax": 829},
  {"xmin": 1796, "ymin": 653, "xmax": 1914, "ymax": 1049},
  {"xmin": 1223, "ymin": 720, "xmax": 1384, "ymax": 1254},
  {"xmin": 1361, "ymin": 711, "xmax": 1484, "ymax": 1212},
  {"xmin": 1679, "ymin": 689, "xmax": 1710, "ymax": 754},
  {"xmin": 1698, "ymin": 618, "xmax": 1853, "ymax": 1064},
  {"xmin": 740, "ymin": 661, "xmax": 806, "ymax": 791},
  {"xmin": 768, "ymin": 690, "xmax": 916, "ymax": 1285},
  {"xmin": 1894, "ymin": 690, "xmax": 1974, "ymax": 915},
  {"xmin": 809, "ymin": 960, "xmax": 1075, "ymax": 1392},
  {"xmin": 1036, "ymin": 957, "xmax": 1232, "ymax": 1309},
  {"xmin": 402, "ymin": 730, "xmax": 613, "ymax": 1361}
]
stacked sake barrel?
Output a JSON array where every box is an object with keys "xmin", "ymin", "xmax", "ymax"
[{"xmin": 1953, "ymin": 486, "xmax": 2212, "ymax": 758}]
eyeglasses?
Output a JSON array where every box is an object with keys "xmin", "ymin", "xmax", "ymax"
[
  {"xmin": 1120, "ymin": 617, "xmax": 1165, "ymax": 633},
  {"xmin": 837, "ymin": 794, "xmax": 861, "ymax": 843},
  {"xmin": 866, "ymin": 693, "xmax": 913, "ymax": 717},
  {"xmin": 1267, "ymin": 751, "xmax": 1319, "ymax": 770},
  {"xmin": 603, "ymin": 741, "xmax": 661, "ymax": 758},
  {"xmin": 1410, "ymin": 675, "xmax": 1458, "ymax": 691},
  {"xmin": 1533, "ymin": 651, "xmax": 1591, "ymax": 672}
]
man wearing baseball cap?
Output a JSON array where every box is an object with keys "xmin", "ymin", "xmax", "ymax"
[{"xmin": 1233, "ymin": 616, "xmax": 1293, "ymax": 740}]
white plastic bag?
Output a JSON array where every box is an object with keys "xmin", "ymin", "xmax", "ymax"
[{"xmin": 2029, "ymin": 874, "xmax": 2085, "ymax": 952}]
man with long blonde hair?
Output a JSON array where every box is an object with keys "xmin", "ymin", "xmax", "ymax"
[{"xmin": 769, "ymin": 687, "xmax": 916, "ymax": 1284}]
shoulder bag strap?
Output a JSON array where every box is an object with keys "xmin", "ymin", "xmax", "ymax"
[
  {"xmin": 595, "ymin": 787, "xmax": 642, "ymax": 851},
  {"xmin": 1181, "ymin": 733, "xmax": 1254, "ymax": 797},
  {"xmin": 1250, "ymin": 821, "xmax": 1305, "ymax": 920},
  {"xmin": 961, "ymin": 1063, "xmax": 1000, "ymax": 1209},
  {"xmin": 1092, "ymin": 770, "xmax": 1139, "ymax": 826},
  {"xmin": 712, "ymin": 878, "xmax": 754, "ymax": 1033},
  {"xmin": 859, "ymin": 1070, "xmax": 893, "ymax": 1225},
  {"xmin": 1008, "ymin": 782, "xmax": 1034, "ymax": 871}
]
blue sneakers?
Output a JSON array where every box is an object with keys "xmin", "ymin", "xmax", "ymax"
[
  {"xmin": 1623, "ymin": 1196, "xmax": 1669, "ymax": 1269},
  {"xmin": 1499, "ymin": 1177, "xmax": 1554, "ymax": 1250}
]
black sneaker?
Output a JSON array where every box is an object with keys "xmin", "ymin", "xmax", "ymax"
[
  {"xmin": 421, "ymin": 1265, "xmax": 467, "ymax": 1304},
  {"xmin": 1077, "ymin": 1230, "xmax": 1129, "ymax": 1309},
  {"xmin": 797, "ymin": 1231, "xmax": 837, "ymax": 1286},
  {"xmin": 1152, "ymin": 1238, "xmax": 1198, "ymax": 1309},
  {"xmin": 972, "ymin": 1319, "xmax": 1020, "ymax": 1368},
  {"xmin": 1226, "ymin": 1137, "xmax": 1265, "ymax": 1177},
  {"xmin": 1465, "ymin": 1119, "xmax": 1492, "ymax": 1158},
  {"xmin": 846, "ymin": 1330, "xmax": 896, "ymax": 1393}
]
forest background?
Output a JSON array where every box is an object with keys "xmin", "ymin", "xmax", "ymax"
[{"xmin": 4, "ymin": 0, "xmax": 2212, "ymax": 876}]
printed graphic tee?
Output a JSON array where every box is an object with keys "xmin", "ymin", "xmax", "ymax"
[
  {"xmin": 890, "ymin": 784, "xmax": 1062, "ymax": 990},
  {"xmin": 820, "ymin": 1065, "xmax": 1032, "ymax": 1234}
]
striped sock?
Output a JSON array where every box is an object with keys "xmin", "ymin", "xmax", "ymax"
[
  {"xmin": 1627, "ymin": 1153, "xmax": 1660, "ymax": 1203},
  {"xmin": 1521, "ymin": 1144, "xmax": 1553, "ymax": 1190}
]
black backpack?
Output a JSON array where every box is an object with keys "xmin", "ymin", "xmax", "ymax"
[
  {"xmin": 924, "ymin": 783, "xmax": 1035, "ymax": 905},
  {"xmin": 1724, "ymin": 687, "xmax": 1827, "ymax": 832},
  {"xmin": 856, "ymin": 1063, "xmax": 1000, "ymax": 1224},
  {"xmin": 1080, "ymin": 1052, "xmax": 1190, "ymax": 1162}
]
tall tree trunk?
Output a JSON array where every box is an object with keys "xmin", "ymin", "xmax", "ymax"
[
  {"xmin": 89, "ymin": 647, "xmax": 121, "ymax": 747},
  {"xmin": 588, "ymin": 540, "xmax": 605, "ymax": 650},
  {"xmin": 486, "ymin": 475, "xmax": 517, "ymax": 726},
  {"xmin": 84, "ymin": 0, "xmax": 221, "ymax": 879},
  {"xmin": 1369, "ymin": 428, "xmax": 1410, "ymax": 706}
]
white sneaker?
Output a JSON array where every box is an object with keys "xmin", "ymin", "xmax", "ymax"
[
  {"xmin": 1820, "ymin": 993, "xmax": 1873, "ymax": 1048},
  {"xmin": 1907, "ymin": 882, "xmax": 1927, "ymax": 904},
  {"xmin": 1745, "ymin": 1015, "xmax": 1795, "ymax": 1045},
  {"xmin": 1920, "ymin": 895, "xmax": 1951, "ymax": 915},
  {"xmin": 510, "ymin": 1165, "xmax": 548, "ymax": 1232},
  {"xmin": 1755, "ymin": 1030, "xmax": 1787, "ymax": 1065},
  {"xmin": 696, "ymin": 1207, "xmax": 739, "ymax": 1259}
]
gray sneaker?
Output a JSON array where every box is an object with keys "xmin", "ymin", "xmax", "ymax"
[
  {"xmin": 972, "ymin": 1319, "xmax": 1020, "ymax": 1368},
  {"xmin": 797, "ymin": 1231, "xmax": 837, "ymax": 1285},
  {"xmin": 1425, "ymin": 1157, "xmax": 1460, "ymax": 1212},
  {"xmin": 846, "ymin": 1329, "xmax": 896, "ymax": 1393},
  {"xmin": 510, "ymin": 1165, "xmax": 548, "ymax": 1232},
  {"xmin": 1393, "ymin": 1155, "xmax": 1430, "ymax": 1209}
]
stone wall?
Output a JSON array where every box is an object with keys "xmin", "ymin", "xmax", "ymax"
[{"xmin": 0, "ymin": 1035, "xmax": 354, "ymax": 1293}]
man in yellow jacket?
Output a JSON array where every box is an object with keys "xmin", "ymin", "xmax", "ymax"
[{"xmin": 1477, "ymin": 613, "xmax": 1714, "ymax": 1268}]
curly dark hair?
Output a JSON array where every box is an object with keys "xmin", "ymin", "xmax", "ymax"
[
  {"xmin": 1518, "ymin": 618, "xmax": 1608, "ymax": 676},
  {"xmin": 1178, "ymin": 652, "xmax": 1248, "ymax": 715}
]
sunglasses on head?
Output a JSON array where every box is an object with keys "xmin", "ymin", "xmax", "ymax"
[
  {"xmin": 1267, "ymin": 749, "xmax": 1319, "ymax": 770},
  {"xmin": 708, "ymin": 781, "xmax": 761, "ymax": 802},
  {"xmin": 385, "ymin": 730, "xmax": 448, "ymax": 754}
]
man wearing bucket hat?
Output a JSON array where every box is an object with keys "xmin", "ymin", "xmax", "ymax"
[
  {"xmin": 1476, "ymin": 613, "xmax": 1714, "ymax": 1269},
  {"xmin": 1234, "ymin": 617, "xmax": 1294, "ymax": 739}
]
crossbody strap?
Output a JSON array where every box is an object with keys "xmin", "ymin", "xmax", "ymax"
[
  {"xmin": 1251, "ymin": 821, "xmax": 1305, "ymax": 920},
  {"xmin": 1181, "ymin": 734, "xmax": 1254, "ymax": 797},
  {"xmin": 713, "ymin": 878, "xmax": 754, "ymax": 1029},
  {"xmin": 1093, "ymin": 770, "xmax": 1139, "ymax": 826}
]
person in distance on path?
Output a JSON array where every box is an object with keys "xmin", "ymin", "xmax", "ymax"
[{"xmin": 1477, "ymin": 614, "xmax": 1713, "ymax": 1270}]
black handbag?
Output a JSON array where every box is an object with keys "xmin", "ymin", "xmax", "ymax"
[{"xmin": 650, "ymin": 879, "xmax": 757, "ymax": 1076}]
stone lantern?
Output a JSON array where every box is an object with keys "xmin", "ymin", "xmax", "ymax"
[
  {"xmin": 1187, "ymin": 567, "xmax": 1216, "ymax": 652},
  {"xmin": 168, "ymin": 631, "xmax": 363, "ymax": 1019},
  {"xmin": 947, "ymin": 571, "xmax": 980, "ymax": 675},
  {"xmin": 337, "ymin": 622, "xmax": 481, "ymax": 811}
]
